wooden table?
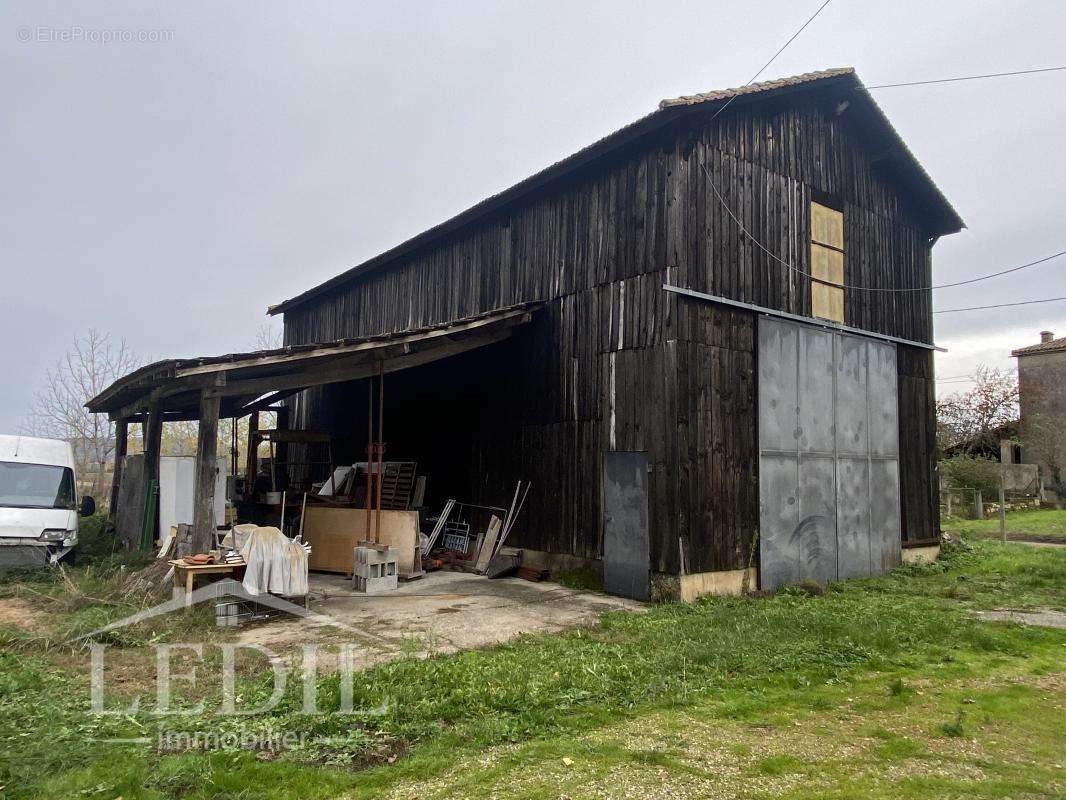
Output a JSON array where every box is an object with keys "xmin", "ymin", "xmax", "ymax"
[{"xmin": 169, "ymin": 560, "xmax": 243, "ymax": 607}]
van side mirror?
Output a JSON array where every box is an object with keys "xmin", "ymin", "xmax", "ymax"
[{"xmin": 80, "ymin": 496, "xmax": 96, "ymax": 517}]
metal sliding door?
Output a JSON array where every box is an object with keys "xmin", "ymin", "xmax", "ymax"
[
  {"xmin": 602, "ymin": 451, "xmax": 651, "ymax": 600},
  {"xmin": 758, "ymin": 317, "xmax": 901, "ymax": 591}
]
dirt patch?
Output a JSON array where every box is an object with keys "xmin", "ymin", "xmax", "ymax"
[
  {"xmin": 1011, "ymin": 538, "xmax": 1066, "ymax": 548},
  {"xmin": 0, "ymin": 595, "xmax": 47, "ymax": 631},
  {"xmin": 975, "ymin": 606, "xmax": 1066, "ymax": 629}
]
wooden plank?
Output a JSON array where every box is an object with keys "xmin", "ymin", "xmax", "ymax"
[
  {"xmin": 474, "ymin": 516, "xmax": 502, "ymax": 574},
  {"xmin": 107, "ymin": 418, "xmax": 127, "ymax": 521},
  {"xmin": 192, "ymin": 392, "xmax": 220, "ymax": 554},
  {"xmin": 302, "ymin": 506, "xmax": 421, "ymax": 575}
]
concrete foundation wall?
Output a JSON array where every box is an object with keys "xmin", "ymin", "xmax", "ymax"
[{"xmin": 901, "ymin": 544, "xmax": 940, "ymax": 565}]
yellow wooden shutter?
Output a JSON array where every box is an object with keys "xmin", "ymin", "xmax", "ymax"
[{"xmin": 811, "ymin": 202, "xmax": 844, "ymax": 322}]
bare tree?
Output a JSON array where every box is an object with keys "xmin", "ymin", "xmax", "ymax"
[
  {"xmin": 22, "ymin": 330, "xmax": 140, "ymax": 503},
  {"xmin": 935, "ymin": 366, "xmax": 1019, "ymax": 454},
  {"xmin": 254, "ymin": 322, "xmax": 283, "ymax": 351}
]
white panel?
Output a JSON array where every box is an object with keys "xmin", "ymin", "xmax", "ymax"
[
  {"xmin": 158, "ymin": 456, "xmax": 228, "ymax": 539},
  {"xmin": 158, "ymin": 457, "xmax": 195, "ymax": 539}
]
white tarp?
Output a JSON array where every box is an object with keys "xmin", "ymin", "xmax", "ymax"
[{"xmin": 238, "ymin": 525, "xmax": 309, "ymax": 597}]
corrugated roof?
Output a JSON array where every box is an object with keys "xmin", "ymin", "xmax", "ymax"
[
  {"xmin": 86, "ymin": 304, "xmax": 538, "ymax": 416},
  {"xmin": 658, "ymin": 67, "xmax": 855, "ymax": 108},
  {"xmin": 270, "ymin": 68, "xmax": 964, "ymax": 316},
  {"xmin": 1012, "ymin": 335, "xmax": 1066, "ymax": 357}
]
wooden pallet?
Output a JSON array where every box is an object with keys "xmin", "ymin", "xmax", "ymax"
[{"xmin": 378, "ymin": 461, "xmax": 418, "ymax": 509}]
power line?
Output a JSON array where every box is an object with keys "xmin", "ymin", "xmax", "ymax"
[
  {"xmin": 702, "ymin": 164, "xmax": 1066, "ymax": 291},
  {"xmin": 746, "ymin": 0, "xmax": 836, "ymax": 87},
  {"xmin": 935, "ymin": 296, "xmax": 1066, "ymax": 314},
  {"xmin": 705, "ymin": 0, "xmax": 836, "ymax": 128},
  {"xmin": 690, "ymin": 2, "xmax": 1057, "ymax": 294},
  {"xmin": 862, "ymin": 66, "xmax": 1066, "ymax": 90}
]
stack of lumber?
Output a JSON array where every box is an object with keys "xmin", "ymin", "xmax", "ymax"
[{"xmin": 516, "ymin": 566, "xmax": 549, "ymax": 582}]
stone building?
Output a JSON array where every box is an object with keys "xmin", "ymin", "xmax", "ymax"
[{"xmin": 1013, "ymin": 331, "xmax": 1066, "ymax": 498}]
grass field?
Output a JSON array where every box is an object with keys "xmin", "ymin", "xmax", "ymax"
[
  {"xmin": 0, "ymin": 535, "xmax": 1063, "ymax": 799},
  {"xmin": 943, "ymin": 507, "xmax": 1066, "ymax": 543}
]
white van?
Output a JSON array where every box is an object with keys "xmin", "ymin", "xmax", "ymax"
[{"xmin": 0, "ymin": 434, "xmax": 95, "ymax": 567}]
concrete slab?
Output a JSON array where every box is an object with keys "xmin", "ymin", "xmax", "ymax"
[
  {"xmin": 974, "ymin": 606, "xmax": 1066, "ymax": 629},
  {"xmin": 233, "ymin": 570, "xmax": 645, "ymax": 670}
]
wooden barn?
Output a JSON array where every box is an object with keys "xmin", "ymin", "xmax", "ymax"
[{"xmin": 89, "ymin": 68, "xmax": 961, "ymax": 601}]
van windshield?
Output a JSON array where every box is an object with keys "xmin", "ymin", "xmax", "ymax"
[{"xmin": 0, "ymin": 462, "xmax": 77, "ymax": 510}]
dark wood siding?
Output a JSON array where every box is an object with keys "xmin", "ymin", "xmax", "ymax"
[
  {"xmin": 285, "ymin": 94, "xmax": 940, "ymax": 574},
  {"xmin": 897, "ymin": 344, "xmax": 940, "ymax": 544}
]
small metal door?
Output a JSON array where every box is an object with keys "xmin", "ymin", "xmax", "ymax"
[{"xmin": 602, "ymin": 451, "xmax": 650, "ymax": 600}]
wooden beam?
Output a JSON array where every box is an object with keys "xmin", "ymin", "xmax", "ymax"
[
  {"xmin": 244, "ymin": 410, "xmax": 259, "ymax": 500},
  {"xmin": 104, "ymin": 310, "xmax": 533, "ymax": 418},
  {"xmin": 175, "ymin": 308, "xmax": 530, "ymax": 377},
  {"xmin": 274, "ymin": 405, "xmax": 290, "ymax": 490},
  {"xmin": 205, "ymin": 324, "xmax": 518, "ymax": 399},
  {"xmin": 141, "ymin": 402, "xmax": 164, "ymax": 551},
  {"xmin": 108, "ymin": 419, "xmax": 128, "ymax": 522},
  {"xmin": 233, "ymin": 388, "xmax": 302, "ymax": 416},
  {"xmin": 192, "ymin": 392, "xmax": 220, "ymax": 554}
]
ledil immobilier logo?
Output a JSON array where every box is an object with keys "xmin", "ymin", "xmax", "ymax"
[{"xmin": 77, "ymin": 579, "xmax": 393, "ymax": 752}]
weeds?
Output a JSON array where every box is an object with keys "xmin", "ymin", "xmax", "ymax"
[
  {"xmin": 555, "ymin": 567, "xmax": 603, "ymax": 591},
  {"xmin": 939, "ymin": 709, "xmax": 967, "ymax": 738}
]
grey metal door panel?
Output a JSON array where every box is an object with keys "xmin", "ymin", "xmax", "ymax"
[
  {"xmin": 835, "ymin": 335, "xmax": 869, "ymax": 456},
  {"xmin": 758, "ymin": 319, "xmax": 799, "ymax": 452},
  {"xmin": 870, "ymin": 459, "xmax": 902, "ymax": 572},
  {"xmin": 602, "ymin": 451, "xmax": 650, "ymax": 601},
  {"xmin": 798, "ymin": 329, "xmax": 835, "ymax": 454},
  {"xmin": 759, "ymin": 454, "xmax": 802, "ymax": 590},
  {"xmin": 758, "ymin": 318, "xmax": 901, "ymax": 591},
  {"xmin": 797, "ymin": 455, "xmax": 838, "ymax": 584},
  {"xmin": 867, "ymin": 342, "xmax": 900, "ymax": 456},
  {"xmin": 836, "ymin": 456, "xmax": 872, "ymax": 579}
]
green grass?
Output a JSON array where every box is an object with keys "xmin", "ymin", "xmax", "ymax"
[
  {"xmin": 943, "ymin": 507, "xmax": 1066, "ymax": 543},
  {"xmin": 554, "ymin": 566, "xmax": 604, "ymax": 591},
  {"xmin": 0, "ymin": 538, "xmax": 1063, "ymax": 799}
]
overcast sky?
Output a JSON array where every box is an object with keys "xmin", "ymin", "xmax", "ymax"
[{"xmin": 2, "ymin": 0, "xmax": 1064, "ymax": 431}]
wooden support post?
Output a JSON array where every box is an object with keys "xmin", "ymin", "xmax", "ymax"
[
  {"xmin": 275, "ymin": 405, "xmax": 290, "ymax": 488},
  {"xmin": 375, "ymin": 363, "xmax": 385, "ymax": 544},
  {"xmin": 365, "ymin": 378, "xmax": 373, "ymax": 543},
  {"xmin": 999, "ymin": 474, "xmax": 1007, "ymax": 543},
  {"xmin": 108, "ymin": 419, "xmax": 128, "ymax": 521},
  {"xmin": 244, "ymin": 410, "xmax": 259, "ymax": 500},
  {"xmin": 144, "ymin": 402, "xmax": 163, "ymax": 483},
  {"xmin": 142, "ymin": 402, "xmax": 163, "ymax": 548},
  {"xmin": 192, "ymin": 392, "xmax": 221, "ymax": 554}
]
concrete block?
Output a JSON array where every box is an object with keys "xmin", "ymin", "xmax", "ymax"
[{"xmin": 353, "ymin": 545, "xmax": 398, "ymax": 594}]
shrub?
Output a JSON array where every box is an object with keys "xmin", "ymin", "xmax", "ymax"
[{"xmin": 940, "ymin": 454, "xmax": 1001, "ymax": 499}]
